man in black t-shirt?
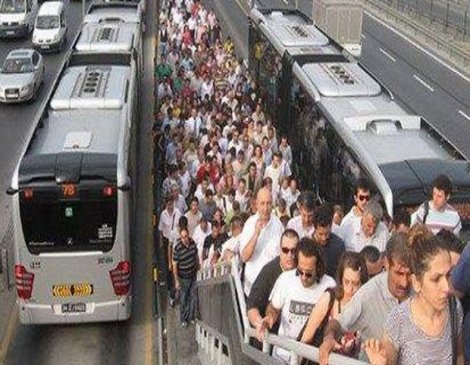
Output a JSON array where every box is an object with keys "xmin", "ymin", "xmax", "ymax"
[
  {"xmin": 202, "ymin": 220, "xmax": 228, "ymax": 265},
  {"xmin": 247, "ymin": 229, "xmax": 299, "ymax": 335},
  {"xmin": 173, "ymin": 227, "xmax": 199, "ymax": 327},
  {"xmin": 312, "ymin": 204, "xmax": 345, "ymax": 278}
]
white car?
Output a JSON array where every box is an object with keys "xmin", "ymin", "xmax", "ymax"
[
  {"xmin": 0, "ymin": 49, "xmax": 44, "ymax": 103},
  {"xmin": 32, "ymin": 1, "xmax": 67, "ymax": 53}
]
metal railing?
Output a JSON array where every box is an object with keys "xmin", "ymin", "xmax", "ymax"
[
  {"xmin": 380, "ymin": 0, "xmax": 469, "ymax": 38},
  {"xmin": 196, "ymin": 321, "xmax": 233, "ymax": 365},
  {"xmin": 365, "ymin": 0, "xmax": 470, "ymax": 73},
  {"xmin": 197, "ymin": 260, "xmax": 369, "ymax": 365}
]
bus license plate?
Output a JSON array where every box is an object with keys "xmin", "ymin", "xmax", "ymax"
[
  {"xmin": 62, "ymin": 303, "xmax": 86, "ymax": 313},
  {"xmin": 6, "ymin": 31, "xmax": 15, "ymax": 35}
]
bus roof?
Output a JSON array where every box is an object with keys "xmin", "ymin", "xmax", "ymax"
[
  {"xmin": 76, "ymin": 21, "xmax": 138, "ymax": 53},
  {"xmin": 250, "ymin": 8, "xmax": 343, "ymax": 59},
  {"xmin": 27, "ymin": 65, "xmax": 131, "ymax": 156},
  {"xmin": 85, "ymin": 3, "xmax": 141, "ymax": 24}
]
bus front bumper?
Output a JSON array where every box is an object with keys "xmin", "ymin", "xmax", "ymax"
[{"xmin": 17, "ymin": 296, "xmax": 132, "ymax": 324}]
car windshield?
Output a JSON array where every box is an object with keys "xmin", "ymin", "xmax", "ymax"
[
  {"xmin": 2, "ymin": 57, "xmax": 32, "ymax": 74},
  {"xmin": 36, "ymin": 15, "xmax": 59, "ymax": 29},
  {"xmin": 0, "ymin": 0, "xmax": 25, "ymax": 13}
]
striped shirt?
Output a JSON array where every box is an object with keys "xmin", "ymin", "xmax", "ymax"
[
  {"xmin": 173, "ymin": 239, "xmax": 199, "ymax": 279},
  {"xmin": 411, "ymin": 201, "xmax": 462, "ymax": 235}
]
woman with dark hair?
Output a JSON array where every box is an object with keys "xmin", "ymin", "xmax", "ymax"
[
  {"xmin": 364, "ymin": 224, "xmax": 465, "ymax": 365},
  {"xmin": 300, "ymin": 252, "xmax": 368, "ymax": 347}
]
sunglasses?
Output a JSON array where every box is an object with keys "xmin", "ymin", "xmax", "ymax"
[
  {"xmin": 281, "ymin": 247, "xmax": 296, "ymax": 255},
  {"xmin": 358, "ymin": 195, "xmax": 370, "ymax": 202},
  {"xmin": 296, "ymin": 268, "xmax": 314, "ymax": 279}
]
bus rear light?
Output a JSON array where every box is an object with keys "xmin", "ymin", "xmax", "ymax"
[
  {"xmin": 109, "ymin": 261, "xmax": 131, "ymax": 296},
  {"xmin": 103, "ymin": 186, "xmax": 115, "ymax": 197},
  {"xmin": 15, "ymin": 264, "xmax": 35, "ymax": 300},
  {"xmin": 23, "ymin": 188, "xmax": 33, "ymax": 199}
]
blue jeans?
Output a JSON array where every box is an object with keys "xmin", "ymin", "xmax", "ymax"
[{"xmin": 179, "ymin": 276, "xmax": 197, "ymax": 323}]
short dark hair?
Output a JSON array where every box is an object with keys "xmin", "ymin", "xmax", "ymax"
[
  {"xmin": 190, "ymin": 197, "xmax": 199, "ymax": 205},
  {"xmin": 281, "ymin": 228, "xmax": 299, "ymax": 244},
  {"xmin": 433, "ymin": 174, "xmax": 453, "ymax": 196},
  {"xmin": 178, "ymin": 216, "xmax": 188, "ymax": 229},
  {"xmin": 314, "ymin": 204, "xmax": 333, "ymax": 228},
  {"xmin": 355, "ymin": 178, "xmax": 371, "ymax": 195},
  {"xmin": 298, "ymin": 191, "xmax": 316, "ymax": 212},
  {"xmin": 296, "ymin": 238, "xmax": 326, "ymax": 283},
  {"xmin": 436, "ymin": 229, "xmax": 464, "ymax": 254},
  {"xmin": 361, "ymin": 245, "xmax": 381, "ymax": 263},
  {"xmin": 392, "ymin": 208, "xmax": 411, "ymax": 227}
]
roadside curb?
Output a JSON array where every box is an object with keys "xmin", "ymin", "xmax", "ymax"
[{"xmin": 0, "ymin": 305, "xmax": 18, "ymax": 363}]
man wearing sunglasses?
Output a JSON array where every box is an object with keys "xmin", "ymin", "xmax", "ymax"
[
  {"xmin": 259, "ymin": 238, "xmax": 336, "ymax": 362},
  {"xmin": 247, "ymin": 229, "xmax": 300, "ymax": 338},
  {"xmin": 339, "ymin": 178, "xmax": 371, "ymax": 243}
]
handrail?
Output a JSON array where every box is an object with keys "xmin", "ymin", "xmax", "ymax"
[
  {"xmin": 197, "ymin": 260, "xmax": 369, "ymax": 365},
  {"xmin": 364, "ymin": 0, "xmax": 470, "ymax": 73}
]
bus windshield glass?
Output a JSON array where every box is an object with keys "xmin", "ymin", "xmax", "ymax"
[
  {"xmin": 0, "ymin": 0, "xmax": 25, "ymax": 13},
  {"xmin": 19, "ymin": 185, "xmax": 117, "ymax": 254}
]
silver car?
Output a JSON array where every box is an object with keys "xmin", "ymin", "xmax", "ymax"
[{"xmin": 0, "ymin": 49, "xmax": 44, "ymax": 103}]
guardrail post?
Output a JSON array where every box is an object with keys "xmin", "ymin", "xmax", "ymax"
[{"xmin": 289, "ymin": 352, "xmax": 299, "ymax": 365}]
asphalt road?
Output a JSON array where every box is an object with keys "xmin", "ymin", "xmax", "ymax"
[
  {"xmin": 2, "ymin": 0, "xmax": 158, "ymax": 363},
  {"xmin": 216, "ymin": 0, "xmax": 470, "ymax": 160},
  {"xmin": 0, "ymin": 1, "xmax": 85, "ymax": 234}
]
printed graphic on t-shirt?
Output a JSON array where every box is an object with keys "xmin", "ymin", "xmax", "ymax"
[{"xmin": 288, "ymin": 300, "xmax": 314, "ymax": 324}]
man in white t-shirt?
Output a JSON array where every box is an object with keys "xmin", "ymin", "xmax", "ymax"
[
  {"xmin": 258, "ymin": 238, "xmax": 336, "ymax": 362},
  {"xmin": 240, "ymin": 188, "xmax": 284, "ymax": 296},
  {"xmin": 287, "ymin": 191, "xmax": 316, "ymax": 238},
  {"xmin": 222, "ymin": 216, "xmax": 244, "ymax": 262},
  {"xmin": 192, "ymin": 217, "xmax": 212, "ymax": 265},
  {"xmin": 339, "ymin": 178, "xmax": 372, "ymax": 242},
  {"xmin": 411, "ymin": 174, "xmax": 462, "ymax": 235},
  {"xmin": 185, "ymin": 197, "xmax": 202, "ymax": 237}
]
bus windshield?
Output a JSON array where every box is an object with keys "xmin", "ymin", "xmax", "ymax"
[
  {"xmin": 0, "ymin": 0, "xmax": 25, "ymax": 13},
  {"xmin": 19, "ymin": 185, "xmax": 117, "ymax": 254}
]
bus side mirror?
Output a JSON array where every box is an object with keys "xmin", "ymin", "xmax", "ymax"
[{"xmin": 6, "ymin": 187, "xmax": 18, "ymax": 195}]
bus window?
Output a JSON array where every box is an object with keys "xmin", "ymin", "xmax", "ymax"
[{"xmin": 19, "ymin": 185, "xmax": 117, "ymax": 254}]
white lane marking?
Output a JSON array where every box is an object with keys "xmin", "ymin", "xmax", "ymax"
[
  {"xmin": 379, "ymin": 48, "xmax": 396, "ymax": 62},
  {"xmin": 365, "ymin": 11, "xmax": 470, "ymax": 85},
  {"xmin": 413, "ymin": 74, "xmax": 435, "ymax": 92},
  {"xmin": 459, "ymin": 110, "xmax": 470, "ymax": 121},
  {"xmin": 361, "ymin": 34, "xmax": 366, "ymax": 39}
]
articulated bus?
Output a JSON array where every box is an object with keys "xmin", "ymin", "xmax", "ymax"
[
  {"xmin": 8, "ymin": 2, "xmax": 142, "ymax": 324},
  {"xmin": 249, "ymin": 8, "xmax": 470, "ymax": 236}
]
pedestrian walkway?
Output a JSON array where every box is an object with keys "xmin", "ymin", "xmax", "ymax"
[{"xmin": 165, "ymin": 303, "xmax": 201, "ymax": 365}]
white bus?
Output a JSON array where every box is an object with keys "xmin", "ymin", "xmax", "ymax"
[{"xmin": 8, "ymin": 3, "xmax": 141, "ymax": 324}]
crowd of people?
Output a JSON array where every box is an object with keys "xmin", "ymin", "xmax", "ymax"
[{"xmin": 155, "ymin": 1, "xmax": 470, "ymax": 364}]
